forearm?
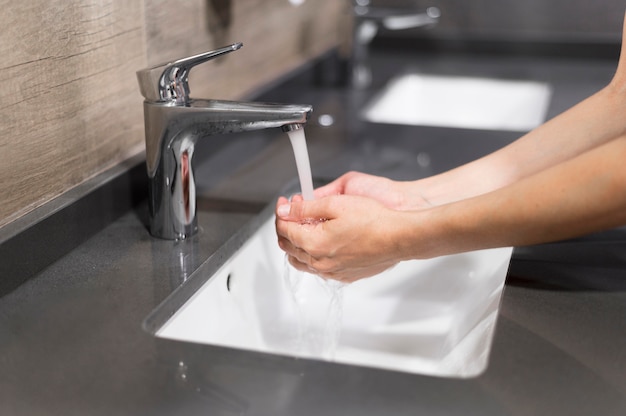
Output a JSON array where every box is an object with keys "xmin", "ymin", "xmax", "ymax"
[
  {"xmin": 403, "ymin": 81, "xmax": 626, "ymax": 207},
  {"xmin": 408, "ymin": 16, "xmax": 626, "ymax": 208},
  {"xmin": 400, "ymin": 135, "xmax": 626, "ymax": 259}
]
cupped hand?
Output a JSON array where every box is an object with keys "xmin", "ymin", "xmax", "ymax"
[
  {"xmin": 314, "ymin": 171, "xmax": 431, "ymax": 210},
  {"xmin": 275, "ymin": 194, "xmax": 407, "ymax": 283}
]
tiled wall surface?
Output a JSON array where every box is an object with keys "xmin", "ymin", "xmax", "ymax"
[{"xmin": 0, "ymin": 0, "xmax": 345, "ymax": 228}]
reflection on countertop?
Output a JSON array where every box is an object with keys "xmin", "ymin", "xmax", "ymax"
[{"xmin": 1, "ymin": 45, "xmax": 625, "ymax": 415}]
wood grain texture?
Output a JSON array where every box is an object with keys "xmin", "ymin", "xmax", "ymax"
[
  {"xmin": 0, "ymin": 0, "xmax": 345, "ymax": 228},
  {"xmin": 0, "ymin": 1, "xmax": 146, "ymax": 227},
  {"xmin": 145, "ymin": 0, "xmax": 346, "ymax": 100}
]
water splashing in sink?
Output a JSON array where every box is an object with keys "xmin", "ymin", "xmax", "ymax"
[
  {"xmin": 283, "ymin": 255, "xmax": 345, "ymax": 359},
  {"xmin": 152, "ymin": 125, "xmax": 513, "ymax": 378},
  {"xmin": 154, "ymin": 211, "xmax": 513, "ymax": 378}
]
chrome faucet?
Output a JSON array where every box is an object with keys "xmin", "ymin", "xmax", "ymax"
[
  {"xmin": 350, "ymin": 2, "xmax": 441, "ymax": 87},
  {"xmin": 136, "ymin": 43, "xmax": 313, "ymax": 239}
]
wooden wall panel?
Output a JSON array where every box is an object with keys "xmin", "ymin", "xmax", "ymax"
[
  {"xmin": 0, "ymin": 0, "xmax": 345, "ymax": 228},
  {"xmin": 0, "ymin": 1, "xmax": 146, "ymax": 227},
  {"xmin": 144, "ymin": 0, "xmax": 346, "ymax": 100}
]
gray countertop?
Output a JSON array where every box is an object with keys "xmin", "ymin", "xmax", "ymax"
[{"xmin": 1, "ymin": 47, "xmax": 625, "ymax": 415}]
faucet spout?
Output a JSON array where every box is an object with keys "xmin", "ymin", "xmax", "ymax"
[
  {"xmin": 183, "ymin": 99, "xmax": 311, "ymax": 134},
  {"xmin": 137, "ymin": 45, "xmax": 313, "ymax": 239}
]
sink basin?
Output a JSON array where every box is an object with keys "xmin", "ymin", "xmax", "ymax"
[
  {"xmin": 154, "ymin": 212, "xmax": 512, "ymax": 378},
  {"xmin": 362, "ymin": 72, "xmax": 552, "ymax": 131}
]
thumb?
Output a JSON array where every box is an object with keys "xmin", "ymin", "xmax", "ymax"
[{"xmin": 276, "ymin": 197, "xmax": 333, "ymax": 222}]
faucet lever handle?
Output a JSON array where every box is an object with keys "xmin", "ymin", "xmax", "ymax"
[{"xmin": 136, "ymin": 42, "xmax": 243, "ymax": 104}]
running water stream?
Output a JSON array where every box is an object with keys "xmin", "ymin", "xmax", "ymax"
[
  {"xmin": 284, "ymin": 126, "xmax": 344, "ymax": 359},
  {"xmin": 285, "ymin": 127, "xmax": 314, "ymax": 201}
]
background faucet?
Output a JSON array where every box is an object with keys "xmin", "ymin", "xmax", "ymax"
[
  {"xmin": 350, "ymin": 1, "xmax": 441, "ymax": 87},
  {"xmin": 136, "ymin": 44, "xmax": 313, "ymax": 240}
]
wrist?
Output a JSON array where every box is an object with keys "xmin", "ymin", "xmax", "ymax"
[{"xmin": 392, "ymin": 208, "xmax": 448, "ymax": 260}]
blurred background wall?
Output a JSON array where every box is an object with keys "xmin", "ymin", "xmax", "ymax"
[{"xmin": 368, "ymin": 0, "xmax": 623, "ymax": 43}]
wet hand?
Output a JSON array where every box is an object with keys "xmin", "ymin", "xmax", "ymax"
[
  {"xmin": 275, "ymin": 194, "xmax": 404, "ymax": 283},
  {"xmin": 314, "ymin": 171, "xmax": 431, "ymax": 211}
]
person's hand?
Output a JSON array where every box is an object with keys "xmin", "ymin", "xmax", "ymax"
[
  {"xmin": 314, "ymin": 171, "xmax": 432, "ymax": 210},
  {"xmin": 275, "ymin": 194, "xmax": 407, "ymax": 283}
]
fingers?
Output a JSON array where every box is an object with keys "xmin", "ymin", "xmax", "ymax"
[
  {"xmin": 313, "ymin": 172, "xmax": 354, "ymax": 196},
  {"xmin": 276, "ymin": 219, "xmax": 332, "ymax": 274},
  {"xmin": 276, "ymin": 196, "xmax": 290, "ymax": 219},
  {"xmin": 313, "ymin": 180, "xmax": 344, "ymax": 198},
  {"xmin": 285, "ymin": 253, "xmax": 396, "ymax": 284},
  {"xmin": 276, "ymin": 196, "xmax": 334, "ymax": 224},
  {"xmin": 275, "ymin": 191, "xmax": 396, "ymax": 283},
  {"xmin": 286, "ymin": 254, "xmax": 318, "ymax": 274},
  {"xmin": 276, "ymin": 231, "xmax": 306, "ymax": 263},
  {"xmin": 313, "ymin": 171, "xmax": 368, "ymax": 198},
  {"xmin": 285, "ymin": 254, "xmax": 339, "ymax": 281},
  {"xmin": 276, "ymin": 195, "xmax": 304, "ymax": 220}
]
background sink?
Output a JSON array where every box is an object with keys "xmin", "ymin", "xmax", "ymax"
[
  {"xmin": 155, "ymin": 214, "xmax": 512, "ymax": 378},
  {"xmin": 362, "ymin": 72, "xmax": 552, "ymax": 131}
]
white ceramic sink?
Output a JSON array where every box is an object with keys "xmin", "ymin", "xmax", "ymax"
[
  {"xmin": 362, "ymin": 73, "xmax": 552, "ymax": 131},
  {"xmin": 156, "ymin": 215, "xmax": 512, "ymax": 378}
]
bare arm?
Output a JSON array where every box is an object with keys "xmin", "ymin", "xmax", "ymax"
[
  {"xmin": 400, "ymin": 134, "xmax": 626, "ymax": 259},
  {"xmin": 313, "ymin": 77, "xmax": 626, "ymax": 211},
  {"xmin": 409, "ymin": 84, "xmax": 626, "ymax": 206},
  {"xmin": 276, "ymin": 134, "xmax": 626, "ymax": 281},
  {"xmin": 318, "ymin": 16, "xmax": 626, "ymax": 210},
  {"xmin": 406, "ymin": 18, "xmax": 626, "ymax": 206},
  {"xmin": 275, "ymin": 13, "xmax": 626, "ymax": 282}
]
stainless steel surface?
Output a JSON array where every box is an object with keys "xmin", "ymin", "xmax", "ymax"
[
  {"xmin": 136, "ymin": 43, "xmax": 243, "ymax": 104},
  {"xmin": 136, "ymin": 45, "xmax": 312, "ymax": 239},
  {"xmin": 281, "ymin": 122, "xmax": 303, "ymax": 133}
]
